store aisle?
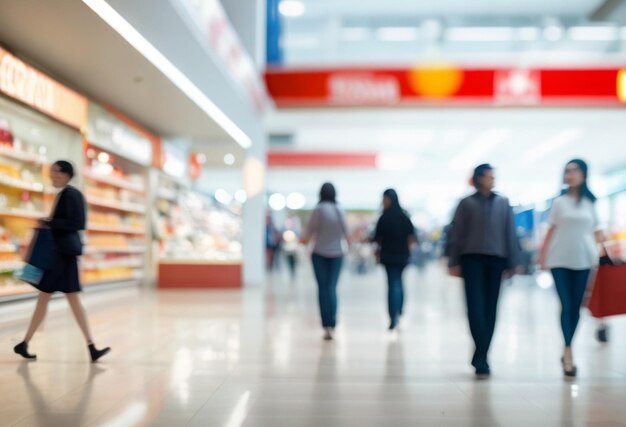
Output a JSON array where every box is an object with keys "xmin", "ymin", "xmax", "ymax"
[{"xmin": 0, "ymin": 264, "xmax": 625, "ymax": 427}]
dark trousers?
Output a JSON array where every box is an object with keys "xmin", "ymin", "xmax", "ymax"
[
  {"xmin": 460, "ymin": 254, "xmax": 507, "ymax": 372},
  {"xmin": 551, "ymin": 268, "xmax": 591, "ymax": 347},
  {"xmin": 312, "ymin": 253, "xmax": 343, "ymax": 328},
  {"xmin": 384, "ymin": 264, "xmax": 406, "ymax": 323}
]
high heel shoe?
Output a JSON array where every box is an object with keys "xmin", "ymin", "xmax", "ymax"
[
  {"xmin": 561, "ymin": 357, "xmax": 577, "ymax": 378},
  {"xmin": 14, "ymin": 341, "xmax": 37, "ymax": 360},
  {"xmin": 89, "ymin": 344, "xmax": 111, "ymax": 363}
]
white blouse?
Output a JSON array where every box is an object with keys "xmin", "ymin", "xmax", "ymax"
[{"xmin": 546, "ymin": 195, "xmax": 599, "ymax": 270}]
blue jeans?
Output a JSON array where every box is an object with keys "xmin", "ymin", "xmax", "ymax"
[
  {"xmin": 384, "ymin": 264, "xmax": 406, "ymax": 323},
  {"xmin": 460, "ymin": 254, "xmax": 507, "ymax": 373},
  {"xmin": 551, "ymin": 268, "xmax": 591, "ymax": 347},
  {"xmin": 312, "ymin": 253, "xmax": 343, "ymax": 328}
]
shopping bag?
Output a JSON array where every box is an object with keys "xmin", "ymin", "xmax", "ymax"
[
  {"xmin": 588, "ymin": 264, "xmax": 626, "ymax": 318},
  {"xmin": 14, "ymin": 228, "xmax": 56, "ymax": 287}
]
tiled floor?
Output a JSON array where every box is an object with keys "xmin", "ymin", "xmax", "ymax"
[{"xmin": 0, "ymin": 262, "xmax": 625, "ymax": 427}]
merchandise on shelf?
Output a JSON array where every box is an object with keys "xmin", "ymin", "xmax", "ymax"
[
  {"xmin": 82, "ymin": 145, "xmax": 148, "ymax": 286},
  {"xmin": 0, "ymin": 117, "xmax": 55, "ymax": 297},
  {"xmin": 154, "ymin": 176, "xmax": 242, "ymax": 262}
]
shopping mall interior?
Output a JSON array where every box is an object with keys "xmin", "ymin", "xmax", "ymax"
[{"xmin": 0, "ymin": 0, "xmax": 625, "ymax": 426}]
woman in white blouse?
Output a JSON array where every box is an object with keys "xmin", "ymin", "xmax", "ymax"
[{"xmin": 539, "ymin": 159, "xmax": 606, "ymax": 378}]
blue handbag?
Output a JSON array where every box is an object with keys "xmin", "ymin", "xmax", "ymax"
[{"xmin": 14, "ymin": 228, "xmax": 56, "ymax": 286}]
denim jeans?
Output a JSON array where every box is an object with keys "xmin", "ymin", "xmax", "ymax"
[
  {"xmin": 551, "ymin": 268, "xmax": 591, "ymax": 347},
  {"xmin": 384, "ymin": 264, "xmax": 406, "ymax": 324},
  {"xmin": 311, "ymin": 253, "xmax": 343, "ymax": 328},
  {"xmin": 460, "ymin": 254, "xmax": 507, "ymax": 373}
]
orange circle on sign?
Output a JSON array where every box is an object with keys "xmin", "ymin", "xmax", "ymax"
[
  {"xmin": 618, "ymin": 69, "xmax": 626, "ymax": 103},
  {"xmin": 408, "ymin": 65, "xmax": 464, "ymax": 98}
]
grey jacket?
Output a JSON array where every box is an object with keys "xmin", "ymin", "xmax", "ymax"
[{"xmin": 448, "ymin": 192, "xmax": 519, "ymax": 269}]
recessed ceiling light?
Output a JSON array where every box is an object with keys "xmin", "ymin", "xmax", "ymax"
[
  {"xmin": 279, "ymin": 0, "xmax": 305, "ymax": 17},
  {"xmin": 224, "ymin": 153, "xmax": 236, "ymax": 165}
]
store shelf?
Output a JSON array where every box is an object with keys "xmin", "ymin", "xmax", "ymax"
[
  {"xmin": 0, "ymin": 145, "xmax": 48, "ymax": 165},
  {"xmin": 0, "ymin": 260, "xmax": 24, "ymax": 273},
  {"xmin": 0, "ymin": 243, "xmax": 18, "ymax": 253},
  {"xmin": 0, "ymin": 174, "xmax": 48, "ymax": 193},
  {"xmin": 157, "ymin": 189, "xmax": 178, "ymax": 202},
  {"xmin": 81, "ymin": 259, "xmax": 143, "ymax": 270},
  {"xmin": 86, "ymin": 196, "xmax": 146, "ymax": 214},
  {"xmin": 83, "ymin": 273, "xmax": 144, "ymax": 287},
  {"xmin": 87, "ymin": 224, "xmax": 145, "ymax": 235},
  {"xmin": 84, "ymin": 246, "xmax": 145, "ymax": 254},
  {"xmin": 0, "ymin": 208, "xmax": 42, "ymax": 220},
  {"xmin": 84, "ymin": 170, "xmax": 145, "ymax": 194}
]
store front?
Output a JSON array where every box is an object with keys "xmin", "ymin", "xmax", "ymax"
[{"xmin": 0, "ymin": 46, "xmax": 87, "ymax": 300}]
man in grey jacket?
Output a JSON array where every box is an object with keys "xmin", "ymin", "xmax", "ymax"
[{"xmin": 448, "ymin": 164, "xmax": 519, "ymax": 379}]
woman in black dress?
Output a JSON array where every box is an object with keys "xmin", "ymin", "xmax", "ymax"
[{"xmin": 14, "ymin": 160, "xmax": 110, "ymax": 362}]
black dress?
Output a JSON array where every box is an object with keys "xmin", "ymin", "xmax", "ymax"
[{"xmin": 38, "ymin": 186, "xmax": 86, "ymax": 294}]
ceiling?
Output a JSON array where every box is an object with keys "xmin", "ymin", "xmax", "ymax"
[
  {"xmin": 0, "ymin": 0, "xmax": 235, "ymax": 149},
  {"xmin": 265, "ymin": 107, "xmax": 626, "ymax": 216},
  {"xmin": 277, "ymin": 0, "xmax": 626, "ymax": 66}
]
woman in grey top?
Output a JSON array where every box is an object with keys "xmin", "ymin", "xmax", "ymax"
[
  {"xmin": 301, "ymin": 183, "xmax": 348, "ymax": 341},
  {"xmin": 448, "ymin": 164, "xmax": 519, "ymax": 379},
  {"xmin": 539, "ymin": 159, "xmax": 606, "ymax": 377}
]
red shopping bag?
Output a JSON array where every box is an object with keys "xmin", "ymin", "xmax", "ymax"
[{"xmin": 588, "ymin": 264, "xmax": 626, "ymax": 318}]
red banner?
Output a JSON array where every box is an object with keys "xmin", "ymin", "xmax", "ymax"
[
  {"xmin": 268, "ymin": 152, "xmax": 376, "ymax": 168},
  {"xmin": 265, "ymin": 66, "xmax": 626, "ymax": 107}
]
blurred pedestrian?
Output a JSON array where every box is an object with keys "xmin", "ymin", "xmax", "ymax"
[
  {"xmin": 373, "ymin": 189, "xmax": 416, "ymax": 331},
  {"xmin": 301, "ymin": 183, "xmax": 348, "ymax": 341},
  {"xmin": 539, "ymin": 159, "xmax": 606, "ymax": 377},
  {"xmin": 14, "ymin": 160, "xmax": 111, "ymax": 363},
  {"xmin": 448, "ymin": 164, "xmax": 519, "ymax": 379}
]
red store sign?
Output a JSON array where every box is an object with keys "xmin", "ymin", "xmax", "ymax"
[{"xmin": 265, "ymin": 66, "xmax": 626, "ymax": 107}]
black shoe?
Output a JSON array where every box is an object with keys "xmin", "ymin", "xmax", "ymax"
[
  {"xmin": 475, "ymin": 371, "xmax": 491, "ymax": 380},
  {"xmin": 89, "ymin": 344, "xmax": 111, "ymax": 363},
  {"xmin": 14, "ymin": 341, "xmax": 37, "ymax": 360},
  {"xmin": 561, "ymin": 357, "xmax": 577, "ymax": 378},
  {"xmin": 389, "ymin": 317, "xmax": 399, "ymax": 331},
  {"xmin": 596, "ymin": 326, "xmax": 609, "ymax": 343}
]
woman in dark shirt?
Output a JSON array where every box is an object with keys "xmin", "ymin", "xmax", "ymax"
[
  {"xmin": 374, "ymin": 189, "xmax": 416, "ymax": 331},
  {"xmin": 14, "ymin": 160, "xmax": 111, "ymax": 363}
]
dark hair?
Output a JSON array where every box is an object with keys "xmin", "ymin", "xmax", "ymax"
[
  {"xmin": 562, "ymin": 159, "xmax": 596, "ymax": 203},
  {"xmin": 54, "ymin": 160, "xmax": 75, "ymax": 178},
  {"xmin": 472, "ymin": 163, "xmax": 494, "ymax": 188},
  {"xmin": 319, "ymin": 182, "xmax": 336, "ymax": 204},
  {"xmin": 383, "ymin": 188, "xmax": 402, "ymax": 211}
]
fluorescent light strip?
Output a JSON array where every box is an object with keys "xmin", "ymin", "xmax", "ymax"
[
  {"xmin": 446, "ymin": 27, "xmax": 516, "ymax": 42},
  {"xmin": 376, "ymin": 27, "xmax": 420, "ymax": 42},
  {"xmin": 568, "ymin": 26, "xmax": 618, "ymax": 41},
  {"xmin": 522, "ymin": 129, "xmax": 581, "ymax": 164},
  {"xmin": 449, "ymin": 128, "xmax": 511, "ymax": 172},
  {"xmin": 82, "ymin": 0, "xmax": 252, "ymax": 149}
]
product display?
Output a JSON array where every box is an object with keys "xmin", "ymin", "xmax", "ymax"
[
  {"xmin": 154, "ymin": 175, "xmax": 242, "ymax": 262},
  {"xmin": 0, "ymin": 116, "xmax": 56, "ymax": 298},
  {"xmin": 82, "ymin": 145, "xmax": 147, "ymax": 287}
]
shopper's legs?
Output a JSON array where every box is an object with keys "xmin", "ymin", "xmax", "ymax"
[
  {"xmin": 24, "ymin": 292, "xmax": 52, "ymax": 343},
  {"xmin": 460, "ymin": 255, "xmax": 489, "ymax": 372},
  {"xmin": 552, "ymin": 268, "xmax": 575, "ymax": 346},
  {"xmin": 481, "ymin": 257, "xmax": 506, "ymax": 369},
  {"xmin": 326, "ymin": 256, "xmax": 343, "ymax": 328},
  {"xmin": 385, "ymin": 265, "xmax": 403, "ymax": 325},
  {"xmin": 567, "ymin": 269, "xmax": 591, "ymax": 344},
  {"xmin": 66, "ymin": 292, "xmax": 94, "ymax": 343},
  {"xmin": 312, "ymin": 254, "xmax": 331, "ymax": 328}
]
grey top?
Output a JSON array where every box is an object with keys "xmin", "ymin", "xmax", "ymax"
[
  {"xmin": 448, "ymin": 192, "xmax": 519, "ymax": 269},
  {"xmin": 304, "ymin": 202, "xmax": 348, "ymax": 258}
]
